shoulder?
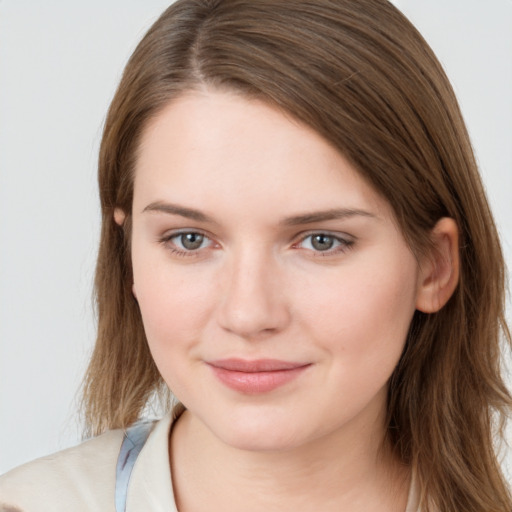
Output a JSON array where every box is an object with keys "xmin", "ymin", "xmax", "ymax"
[
  {"xmin": 0, "ymin": 413, "xmax": 177, "ymax": 512},
  {"xmin": 0, "ymin": 427, "xmax": 125, "ymax": 512}
]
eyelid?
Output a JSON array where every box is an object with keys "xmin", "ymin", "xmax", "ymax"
[{"xmin": 159, "ymin": 226, "xmax": 214, "ymax": 240}]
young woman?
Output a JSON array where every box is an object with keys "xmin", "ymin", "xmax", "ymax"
[{"xmin": 1, "ymin": 1, "xmax": 510, "ymax": 511}]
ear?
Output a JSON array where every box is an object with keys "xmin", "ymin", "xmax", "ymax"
[
  {"xmin": 415, "ymin": 217, "xmax": 459, "ymax": 313},
  {"xmin": 113, "ymin": 207, "xmax": 136, "ymax": 297},
  {"xmin": 114, "ymin": 207, "xmax": 126, "ymax": 225}
]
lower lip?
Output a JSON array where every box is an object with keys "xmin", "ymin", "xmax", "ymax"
[{"xmin": 208, "ymin": 365, "xmax": 310, "ymax": 394}]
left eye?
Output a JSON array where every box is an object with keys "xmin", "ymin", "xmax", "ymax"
[
  {"xmin": 298, "ymin": 233, "xmax": 350, "ymax": 252},
  {"xmin": 171, "ymin": 232, "xmax": 211, "ymax": 251}
]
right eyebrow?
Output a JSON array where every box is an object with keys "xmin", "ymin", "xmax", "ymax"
[{"xmin": 141, "ymin": 201, "xmax": 214, "ymax": 223}]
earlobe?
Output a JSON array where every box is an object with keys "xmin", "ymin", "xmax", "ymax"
[
  {"xmin": 114, "ymin": 207, "xmax": 126, "ymax": 226},
  {"xmin": 415, "ymin": 217, "xmax": 459, "ymax": 313}
]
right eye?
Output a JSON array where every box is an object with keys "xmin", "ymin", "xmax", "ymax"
[
  {"xmin": 160, "ymin": 231, "xmax": 215, "ymax": 256},
  {"xmin": 172, "ymin": 232, "xmax": 209, "ymax": 251}
]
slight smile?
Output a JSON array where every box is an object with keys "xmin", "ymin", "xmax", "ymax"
[{"xmin": 207, "ymin": 359, "xmax": 312, "ymax": 394}]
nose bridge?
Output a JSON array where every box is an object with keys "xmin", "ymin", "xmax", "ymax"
[{"xmin": 218, "ymin": 242, "xmax": 289, "ymax": 338}]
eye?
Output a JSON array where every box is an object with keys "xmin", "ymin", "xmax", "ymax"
[
  {"xmin": 160, "ymin": 231, "xmax": 215, "ymax": 255},
  {"xmin": 174, "ymin": 232, "xmax": 208, "ymax": 251},
  {"xmin": 297, "ymin": 233, "xmax": 353, "ymax": 254}
]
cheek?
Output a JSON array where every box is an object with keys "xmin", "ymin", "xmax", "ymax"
[
  {"xmin": 294, "ymin": 257, "xmax": 419, "ymax": 428},
  {"xmin": 137, "ymin": 278, "xmax": 212, "ymax": 341},
  {"xmin": 131, "ymin": 243, "xmax": 215, "ymax": 360},
  {"xmin": 133, "ymin": 266, "xmax": 217, "ymax": 396},
  {"xmin": 297, "ymin": 252, "xmax": 419, "ymax": 368}
]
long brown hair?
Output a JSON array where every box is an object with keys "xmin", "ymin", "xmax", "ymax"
[{"xmin": 82, "ymin": 1, "xmax": 511, "ymax": 509}]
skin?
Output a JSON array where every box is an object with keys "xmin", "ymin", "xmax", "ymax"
[{"xmin": 121, "ymin": 89, "xmax": 458, "ymax": 512}]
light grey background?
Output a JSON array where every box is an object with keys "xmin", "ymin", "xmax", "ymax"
[{"xmin": 1, "ymin": 0, "xmax": 511, "ymax": 476}]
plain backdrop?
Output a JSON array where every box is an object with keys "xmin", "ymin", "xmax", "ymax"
[{"xmin": 1, "ymin": 0, "xmax": 511, "ymax": 476}]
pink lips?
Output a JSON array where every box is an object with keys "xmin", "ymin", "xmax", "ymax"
[{"xmin": 207, "ymin": 359, "xmax": 310, "ymax": 394}]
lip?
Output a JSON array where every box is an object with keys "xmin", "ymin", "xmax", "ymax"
[{"xmin": 207, "ymin": 358, "xmax": 311, "ymax": 394}]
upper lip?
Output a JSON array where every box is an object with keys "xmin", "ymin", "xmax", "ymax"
[{"xmin": 207, "ymin": 358, "xmax": 310, "ymax": 373}]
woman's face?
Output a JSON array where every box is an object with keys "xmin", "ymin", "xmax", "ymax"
[{"xmin": 130, "ymin": 90, "xmax": 423, "ymax": 452}]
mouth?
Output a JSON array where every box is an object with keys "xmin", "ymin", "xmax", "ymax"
[{"xmin": 206, "ymin": 358, "xmax": 311, "ymax": 394}]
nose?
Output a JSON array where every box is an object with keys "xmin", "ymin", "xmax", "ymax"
[{"xmin": 217, "ymin": 248, "xmax": 291, "ymax": 339}]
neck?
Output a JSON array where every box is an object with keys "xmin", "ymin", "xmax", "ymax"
[{"xmin": 169, "ymin": 404, "xmax": 410, "ymax": 512}]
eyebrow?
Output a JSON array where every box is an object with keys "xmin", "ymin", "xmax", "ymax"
[
  {"xmin": 142, "ymin": 201, "xmax": 377, "ymax": 225},
  {"xmin": 281, "ymin": 208, "xmax": 377, "ymax": 226},
  {"xmin": 142, "ymin": 201, "xmax": 215, "ymax": 222}
]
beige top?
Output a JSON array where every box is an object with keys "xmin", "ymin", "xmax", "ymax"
[{"xmin": 0, "ymin": 414, "xmax": 419, "ymax": 512}]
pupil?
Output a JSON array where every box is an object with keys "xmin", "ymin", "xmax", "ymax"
[
  {"xmin": 181, "ymin": 233, "xmax": 203, "ymax": 250},
  {"xmin": 312, "ymin": 234, "xmax": 333, "ymax": 251}
]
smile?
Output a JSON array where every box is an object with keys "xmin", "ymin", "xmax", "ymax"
[{"xmin": 206, "ymin": 359, "xmax": 311, "ymax": 394}]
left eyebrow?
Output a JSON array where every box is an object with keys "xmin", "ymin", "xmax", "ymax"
[{"xmin": 280, "ymin": 208, "xmax": 377, "ymax": 226}]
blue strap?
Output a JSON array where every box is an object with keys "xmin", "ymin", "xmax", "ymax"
[{"xmin": 115, "ymin": 421, "xmax": 154, "ymax": 512}]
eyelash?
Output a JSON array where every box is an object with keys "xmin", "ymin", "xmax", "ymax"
[{"xmin": 158, "ymin": 231, "xmax": 354, "ymax": 258}]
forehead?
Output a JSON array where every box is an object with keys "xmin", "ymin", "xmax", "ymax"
[{"xmin": 133, "ymin": 89, "xmax": 389, "ymax": 220}]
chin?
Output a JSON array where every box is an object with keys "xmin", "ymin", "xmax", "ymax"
[
  {"xmin": 209, "ymin": 413, "xmax": 311, "ymax": 453},
  {"xmin": 222, "ymin": 430, "xmax": 303, "ymax": 453}
]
